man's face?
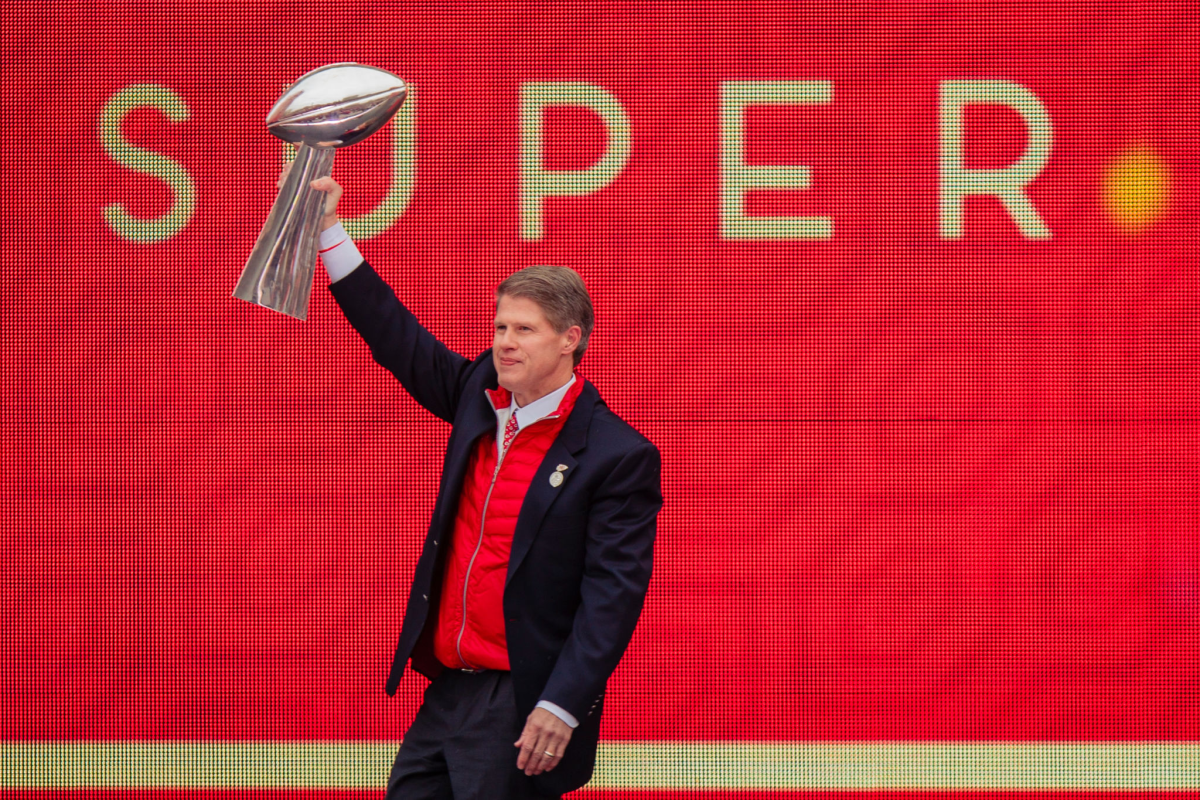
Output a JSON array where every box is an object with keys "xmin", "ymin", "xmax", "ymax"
[{"xmin": 493, "ymin": 294, "xmax": 577, "ymax": 405}]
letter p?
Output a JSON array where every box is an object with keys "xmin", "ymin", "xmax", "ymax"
[{"xmin": 520, "ymin": 82, "xmax": 632, "ymax": 241}]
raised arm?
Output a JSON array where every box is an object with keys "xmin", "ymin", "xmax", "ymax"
[{"xmin": 303, "ymin": 173, "xmax": 473, "ymax": 423}]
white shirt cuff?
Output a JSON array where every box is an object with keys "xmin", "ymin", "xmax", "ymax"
[
  {"xmin": 317, "ymin": 221, "xmax": 364, "ymax": 283},
  {"xmin": 535, "ymin": 700, "xmax": 579, "ymax": 729}
]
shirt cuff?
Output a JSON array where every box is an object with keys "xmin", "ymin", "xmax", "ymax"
[
  {"xmin": 535, "ymin": 700, "xmax": 579, "ymax": 729},
  {"xmin": 317, "ymin": 221, "xmax": 364, "ymax": 283}
]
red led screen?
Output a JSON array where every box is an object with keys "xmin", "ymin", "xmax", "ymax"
[{"xmin": 2, "ymin": 1, "xmax": 1197, "ymax": 797}]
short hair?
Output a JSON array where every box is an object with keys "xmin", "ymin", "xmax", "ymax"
[{"xmin": 496, "ymin": 266, "xmax": 594, "ymax": 366}]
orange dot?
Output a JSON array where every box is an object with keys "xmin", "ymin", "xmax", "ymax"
[{"xmin": 1104, "ymin": 142, "xmax": 1170, "ymax": 235}]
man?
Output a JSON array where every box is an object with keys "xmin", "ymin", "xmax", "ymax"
[{"xmin": 302, "ymin": 171, "xmax": 662, "ymax": 800}]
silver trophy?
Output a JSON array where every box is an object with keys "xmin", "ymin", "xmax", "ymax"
[{"xmin": 233, "ymin": 63, "xmax": 407, "ymax": 320}]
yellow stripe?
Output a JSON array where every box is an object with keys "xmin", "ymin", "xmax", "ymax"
[
  {"xmin": 592, "ymin": 742, "xmax": 1200, "ymax": 791},
  {"xmin": 4, "ymin": 741, "xmax": 1198, "ymax": 790}
]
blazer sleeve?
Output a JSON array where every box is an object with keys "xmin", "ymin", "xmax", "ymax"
[
  {"xmin": 537, "ymin": 440, "xmax": 663, "ymax": 721},
  {"xmin": 328, "ymin": 260, "xmax": 473, "ymax": 424}
]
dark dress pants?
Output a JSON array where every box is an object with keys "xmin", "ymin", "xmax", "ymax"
[{"xmin": 387, "ymin": 669, "xmax": 562, "ymax": 800}]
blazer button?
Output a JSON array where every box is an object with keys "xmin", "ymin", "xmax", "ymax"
[
  {"xmin": 433, "ymin": 539, "xmax": 439, "ymax": 546},
  {"xmin": 422, "ymin": 594, "xmax": 428, "ymax": 601}
]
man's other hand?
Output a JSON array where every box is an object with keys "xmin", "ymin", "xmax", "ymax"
[
  {"xmin": 276, "ymin": 163, "xmax": 343, "ymax": 231},
  {"xmin": 514, "ymin": 707, "xmax": 572, "ymax": 776}
]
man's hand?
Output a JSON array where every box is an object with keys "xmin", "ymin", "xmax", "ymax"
[
  {"xmin": 514, "ymin": 707, "xmax": 572, "ymax": 776},
  {"xmin": 276, "ymin": 163, "xmax": 343, "ymax": 231}
]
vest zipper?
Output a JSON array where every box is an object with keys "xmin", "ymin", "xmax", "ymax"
[
  {"xmin": 456, "ymin": 436, "xmax": 510, "ymax": 669},
  {"xmin": 454, "ymin": 411, "xmax": 562, "ymax": 670}
]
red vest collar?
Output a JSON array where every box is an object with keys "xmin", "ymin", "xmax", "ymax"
[{"xmin": 486, "ymin": 372, "xmax": 584, "ymax": 417}]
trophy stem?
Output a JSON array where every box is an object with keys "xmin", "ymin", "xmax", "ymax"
[{"xmin": 232, "ymin": 144, "xmax": 337, "ymax": 320}]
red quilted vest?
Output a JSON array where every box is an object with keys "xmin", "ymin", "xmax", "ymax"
[{"xmin": 433, "ymin": 376, "xmax": 584, "ymax": 670}]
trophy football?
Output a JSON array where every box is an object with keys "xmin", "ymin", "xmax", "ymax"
[{"xmin": 233, "ymin": 63, "xmax": 407, "ymax": 320}]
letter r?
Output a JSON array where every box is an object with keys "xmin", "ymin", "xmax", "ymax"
[{"xmin": 939, "ymin": 79, "xmax": 1054, "ymax": 240}]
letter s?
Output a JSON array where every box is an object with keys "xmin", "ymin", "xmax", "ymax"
[{"xmin": 100, "ymin": 84, "xmax": 195, "ymax": 243}]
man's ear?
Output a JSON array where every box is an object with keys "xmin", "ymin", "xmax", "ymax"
[{"xmin": 564, "ymin": 325, "xmax": 582, "ymax": 354}]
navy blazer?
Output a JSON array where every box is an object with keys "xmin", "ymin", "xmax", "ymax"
[{"xmin": 330, "ymin": 261, "xmax": 662, "ymax": 794}]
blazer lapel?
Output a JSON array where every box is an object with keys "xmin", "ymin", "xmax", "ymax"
[
  {"xmin": 463, "ymin": 388, "xmax": 498, "ymax": 445},
  {"xmin": 433, "ymin": 378, "xmax": 497, "ymax": 531},
  {"xmin": 506, "ymin": 381, "xmax": 597, "ymax": 586},
  {"xmin": 451, "ymin": 390, "xmax": 496, "ymax": 464}
]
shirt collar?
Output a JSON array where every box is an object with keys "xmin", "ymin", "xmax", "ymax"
[{"xmin": 489, "ymin": 373, "xmax": 577, "ymax": 431}]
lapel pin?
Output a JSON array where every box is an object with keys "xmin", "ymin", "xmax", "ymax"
[{"xmin": 550, "ymin": 470, "xmax": 565, "ymax": 488}]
